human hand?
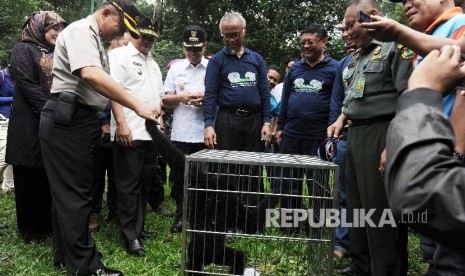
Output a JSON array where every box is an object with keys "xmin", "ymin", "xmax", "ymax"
[
  {"xmin": 360, "ymin": 15, "xmax": 402, "ymax": 42},
  {"xmin": 204, "ymin": 126, "xmax": 217, "ymax": 149},
  {"xmin": 261, "ymin": 124, "xmax": 272, "ymax": 147},
  {"xmin": 116, "ymin": 122, "xmax": 133, "ymax": 148},
  {"xmin": 275, "ymin": 130, "xmax": 282, "ymax": 146},
  {"xmin": 181, "ymin": 93, "xmax": 202, "ymax": 106},
  {"xmin": 379, "ymin": 148, "xmax": 387, "ymax": 179},
  {"xmin": 190, "ymin": 94, "xmax": 204, "ymax": 107},
  {"xmin": 134, "ymin": 102, "xmax": 160, "ymax": 122},
  {"xmin": 408, "ymin": 45, "xmax": 465, "ymax": 94},
  {"xmin": 101, "ymin": 124, "xmax": 110, "ymax": 139},
  {"xmin": 327, "ymin": 116, "xmax": 345, "ymax": 139}
]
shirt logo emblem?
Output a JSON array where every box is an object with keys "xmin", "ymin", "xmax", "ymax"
[
  {"xmin": 227, "ymin": 71, "xmax": 257, "ymax": 87},
  {"xmin": 294, "ymin": 78, "xmax": 323, "ymax": 92}
]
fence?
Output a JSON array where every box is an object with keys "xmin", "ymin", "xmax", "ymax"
[{"xmin": 181, "ymin": 150, "xmax": 339, "ymax": 276}]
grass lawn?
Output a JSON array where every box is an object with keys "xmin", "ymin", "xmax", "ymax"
[{"xmin": 0, "ymin": 188, "xmax": 428, "ymax": 276}]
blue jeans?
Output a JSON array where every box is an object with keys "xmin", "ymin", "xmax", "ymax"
[{"xmin": 334, "ymin": 139, "xmax": 349, "ymax": 255}]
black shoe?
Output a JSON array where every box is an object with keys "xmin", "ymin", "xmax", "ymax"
[
  {"xmin": 140, "ymin": 230, "xmax": 157, "ymax": 239},
  {"xmin": 334, "ymin": 262, "xmax": 363, "ymax": 275},
  {"xmin": 90, "ymin": 266, "xmax": 124, "ymax": 276},
  {"xmin": 0, "ymin": 223, "xmax": 8, "ymax": 230},
  {"xmin": 170, "ymin": 217, "xmax": 183, "ymax": 233},
  {"xmin": 53, "ymin": 261, "xmax": 65, "ymax": 268},
  {"xmin": 126, "ymin": 239, "xmax": 144, "ymax": 257}
]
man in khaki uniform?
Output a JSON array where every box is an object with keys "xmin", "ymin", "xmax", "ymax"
[
  {"xmin": 328, "ymin": 0, "xmax": 412, "ymax": 275},
  {"xmin": 39, "ymin": 1, "xmax": 159, "ymax": 275}
]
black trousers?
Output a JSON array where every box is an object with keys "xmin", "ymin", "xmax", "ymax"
[
  {"xmin": 277, "ymin": 135, "xmax": 322, "ymax": 197},
  {"xmin": 90, "ymin": 142, "xmax": 116, "ymax": 214},
  {"xmin": 39, "ymin": 100, "xmax": 102, "ymax": 275},
  {"xmin": 276, "ymin": 135, "xmax": 323, "ymax": 232},
  {"xmin": 171, "ymin": 141, "xmax": 205, "ymax": 217},
  {"xmin": 113, "ymin": 140, "xmax": 154, "ymax": 240},
  {"xmin": 214, "ymin": 110, "xmax": 265, "ymax": 205},
  {"xmin": 215, "ymin": 110, "xmax": 263, "ymax": 152},
  {"xmin": 146, "ymin": 155, "xmax": 165, "ymax": 212},
  {"xmin": 13, "ymin": 165, "xmax": 52, "ymax": 242}
]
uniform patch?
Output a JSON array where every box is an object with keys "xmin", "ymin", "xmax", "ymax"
[
  {"xmin": 370, "ymin": 46, "xmax": 383, "ymax": 61},
  {"xmin": 401, "ymin": 47, "xmax": 413, "ymax": 60},
  {"xmin": 354, "ymin": 79, "xmax": 365, "ymax": 98}
]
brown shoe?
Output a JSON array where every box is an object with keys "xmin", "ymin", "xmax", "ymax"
[{"xmin": 88, "ymin": 213, "xmax": 100, "ymax": 233}]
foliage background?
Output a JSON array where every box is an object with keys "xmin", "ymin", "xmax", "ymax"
[{"xmin": 1, "ymin": 0, "xmax": 406, "ymax": 74}]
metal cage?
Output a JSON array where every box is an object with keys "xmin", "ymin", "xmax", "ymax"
[{"xmin": 181, "ymin": 150, "xmax": 339, "ymax": 276}]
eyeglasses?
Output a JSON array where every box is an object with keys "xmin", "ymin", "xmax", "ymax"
[
  {"xmin": 300, "ymin": 37, "xmax": 323, "ymax": 47},
  {"xmin": 186, "ymin": 47, "xmax": 203, "ymax": 52},
  {"xmin": 221, "ymin": 29, "xmax": 244, "ymax": 41}
]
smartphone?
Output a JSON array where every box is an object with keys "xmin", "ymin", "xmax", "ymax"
[{"xmin": 358, "ymin": 11, "xmax": 372, "ymax": 23}]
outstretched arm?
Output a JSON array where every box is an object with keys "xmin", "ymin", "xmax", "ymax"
[{"xmin": 361, "ymin": 15, "xmax": 465, "ymax": 57}]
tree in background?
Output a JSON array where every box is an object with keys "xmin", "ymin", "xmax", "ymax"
[
  {"xmin": 1, "ymin": 0, "xmax": 407, "ymax": 73},
  {"xmin": 1, "ymin": 0, "xmax": 39, "ymax": 63}
]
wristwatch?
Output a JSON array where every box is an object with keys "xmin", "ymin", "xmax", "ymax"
[
  {"xmin": 453, "ymin": 150, "xmax": 465, "ymax": 163},
  {"xmin": 263, "ymin": 122, "xmax": 271, "ymax": 126}
]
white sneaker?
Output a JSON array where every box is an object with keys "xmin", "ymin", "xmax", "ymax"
[{"xmin": 243, "ymin": 267, "xmax": 260, "ymax": 276}]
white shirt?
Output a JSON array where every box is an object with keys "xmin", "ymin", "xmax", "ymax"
[
  {"xmin": 271, "ymin": 82, "xmax": 283, "ymax": 104},
  {"xmin": 163, "ymin": 58, "xmax": 208, "ymax": 143},
  {"xmin": 108, "ymin": 42, "xmax": 164, "ymax": 141}
]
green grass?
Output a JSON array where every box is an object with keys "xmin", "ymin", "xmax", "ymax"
[{"xmin": 0, "ymin": 185, "xmax": 428, "ymax": 276}]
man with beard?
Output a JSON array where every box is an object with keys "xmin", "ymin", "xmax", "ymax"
[
  {"xmin": 204, "ymin": 11, "xmax": 271, "ymax": 152},
  {"xmin": 203, "ymin": 12, "xmax": 271, "ymax": 205}
]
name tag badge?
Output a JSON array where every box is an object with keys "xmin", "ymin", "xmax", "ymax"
[{"xmin": 354, "ymin": 79, "xmax": 365, "ymax": 98}]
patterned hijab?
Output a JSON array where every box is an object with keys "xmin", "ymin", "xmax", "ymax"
[
  {"xmin": 19, "ymin": 11, "xmax": 67, "ymax": 94},
  {"xmin": 19, "ymin": 11, "xmax": 67, "ymax": 53}
]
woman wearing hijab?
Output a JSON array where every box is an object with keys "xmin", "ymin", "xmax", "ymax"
[{"xmin": 7, "ymin": 11, "xmax": 67, "ymax": 243}]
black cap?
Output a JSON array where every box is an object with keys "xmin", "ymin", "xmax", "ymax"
[
  {"xmin": 108, "ymin": 0, "xmax": 141, "ymax": 39},
  {"xmin": 182, "ymin": 25, "xmax": 206, "ymax": 47},
  {"xmin": 136, "ymin": 15, "xmax": 158, "ymax": 37}
]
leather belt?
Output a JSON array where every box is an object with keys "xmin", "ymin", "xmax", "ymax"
[
  {"xmin": 347, "ymin": 114, "xmax": 395, "ymax": 127},
  {"xmin": 219, "ymin": 106, "xmax": 261, "ymax": 117}
]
